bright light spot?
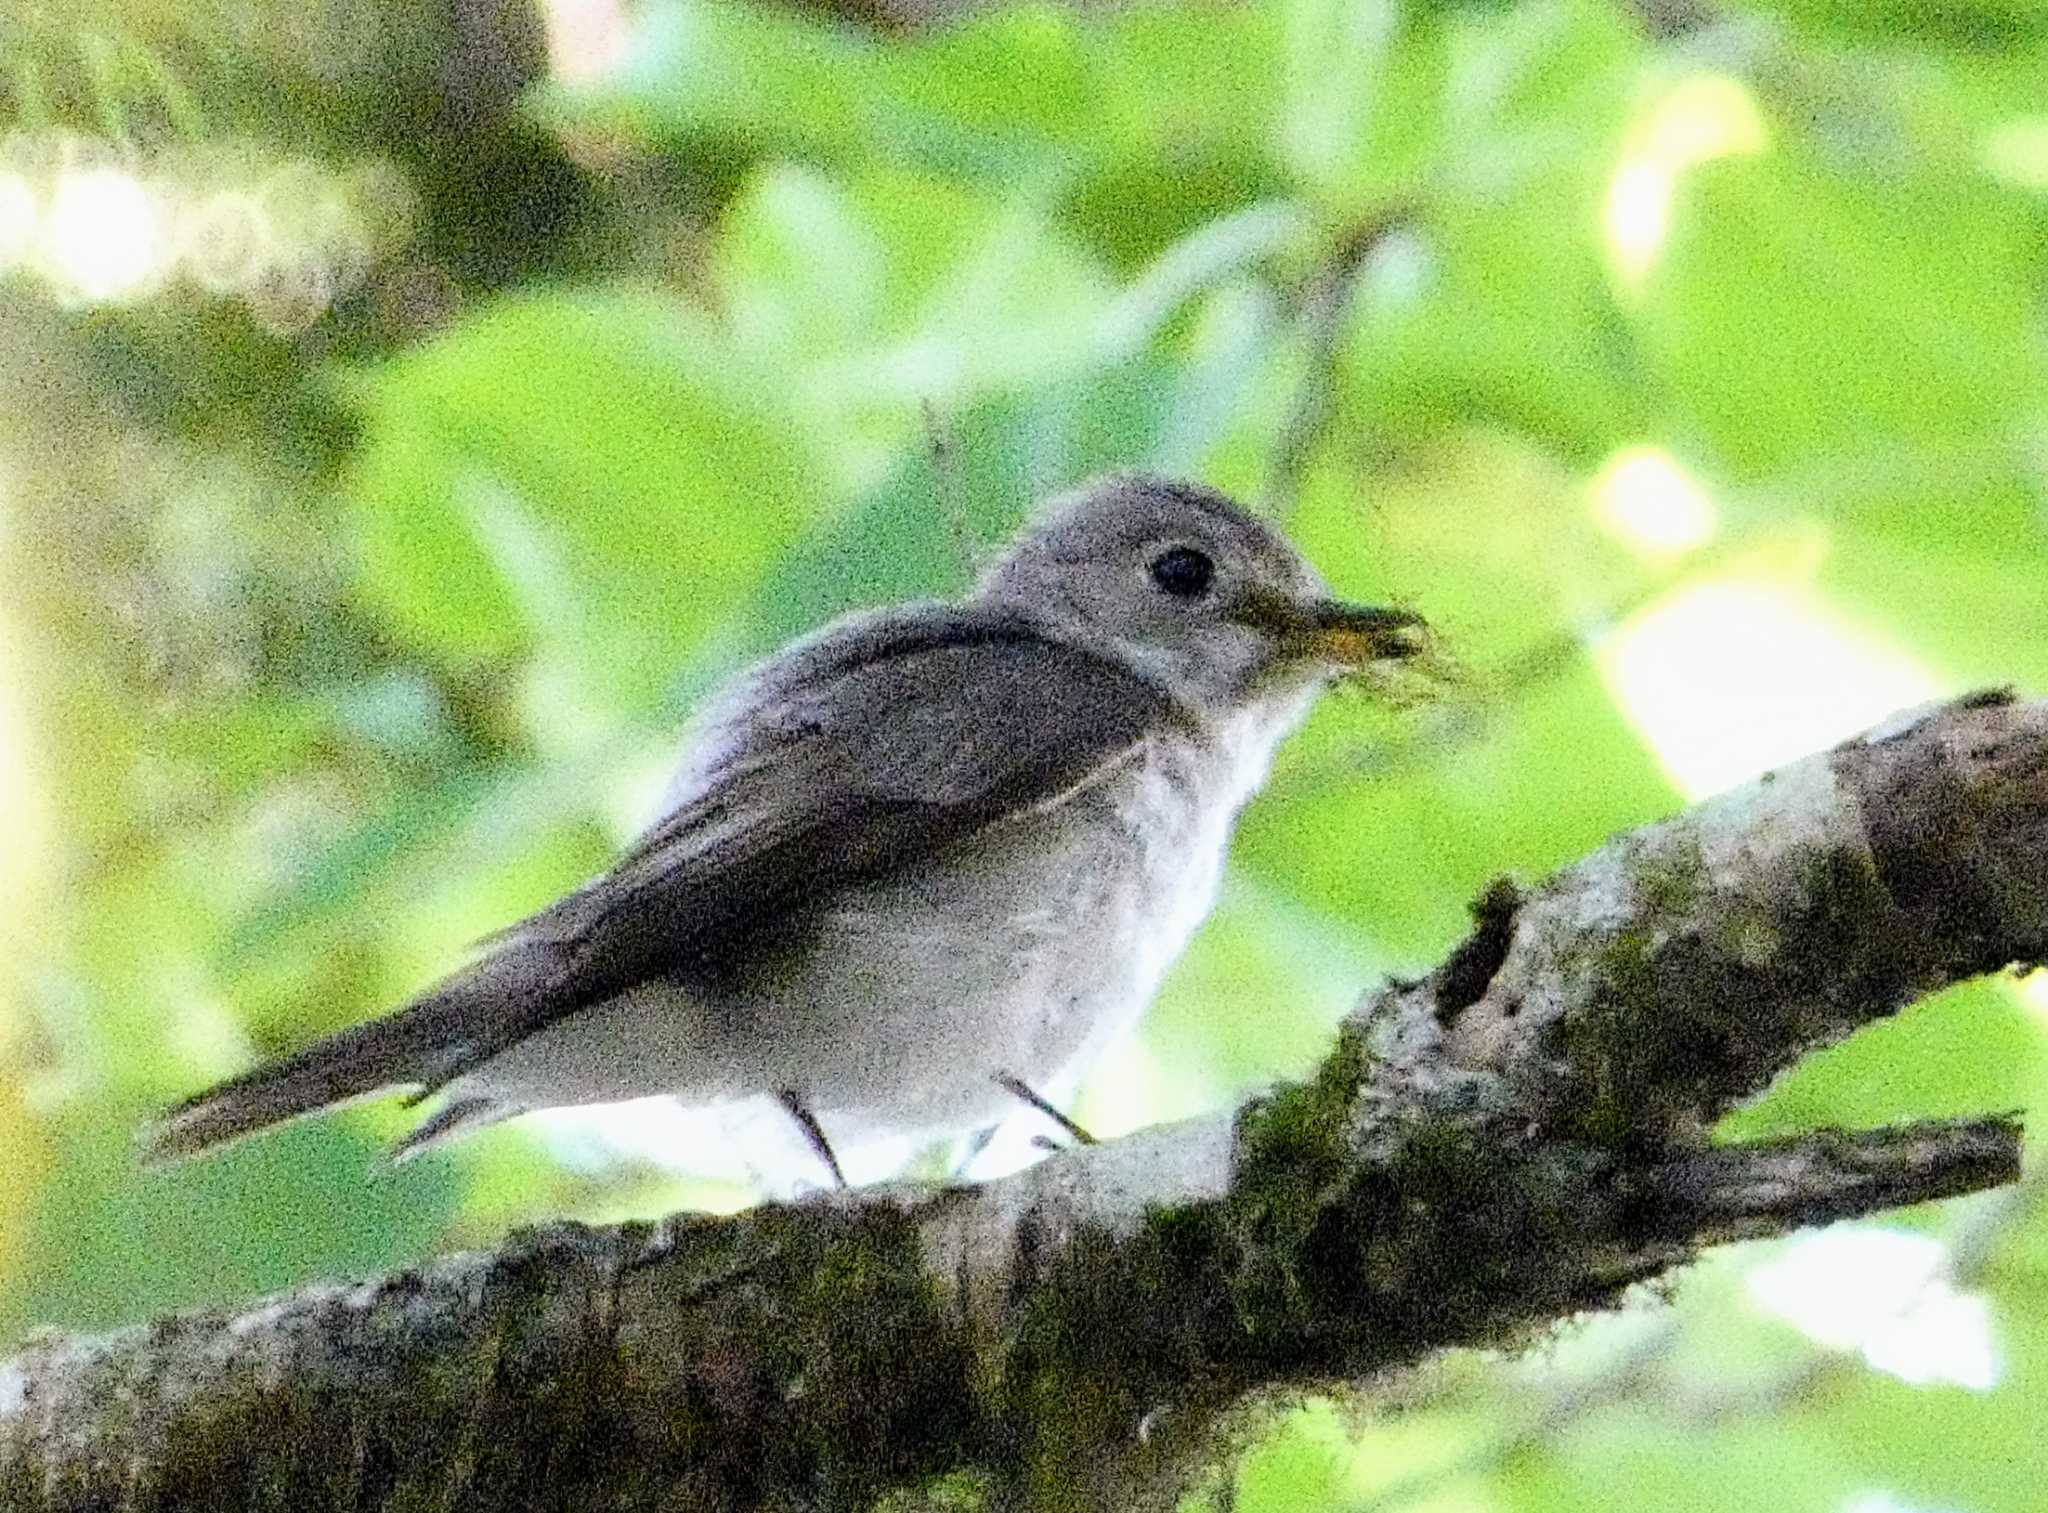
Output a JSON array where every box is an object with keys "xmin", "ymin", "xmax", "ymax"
[
  {"xmin": 0, "ymin": 173, "xmax": 35, "ymax": 270},
  {"xmin": 0, "ymin": 133, "xmax": 412, "ymax": 321},
  {"xmin": 1842, "ymin": 1495, "xmax": 1967, "ymax": 1513},
  {"xmin": 43, "ymin": 167, "xmax": 164, "ymax": 301},
  {"xmin": 1596, "ymin": 577, "xmax": 1939, "ymax": 800},
  {"xmin": 2014, "ymin": 968, "xmax": 2048, "ymax": 1026},
  {"xmin": 1589, "ymin": 445, "xmax": 1717, "ymax": 559},
  {"xmin": 1640, "ymin": 74, "xmax": 1770, "ymax": 164},
  {"xmin": 1605, "ymin": 73, "xmax": 1768, "ymax": 289},
  {"xmin": 1983, "ymin": 118, "xmax": 2048, "ymax": 192},
  {"xmin": 544, "ymin": 0, "xmax": 633, "ymax": 85},
  {"xmin": 1079, "ymin": 1034, "xmax": 1174, "ymax": 1143},
  {"xmin": 1603, "ymin": 162, "xmax": 1674, "ymax": 288},
  {"xmin": 1748, "ymin": 1228, "xmax": 2000, "ymax": 1391}
]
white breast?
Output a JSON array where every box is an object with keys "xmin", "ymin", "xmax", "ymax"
[{"xmin": 1061, "ymin": 690, "xmax": 1316, "ymax": 1076}]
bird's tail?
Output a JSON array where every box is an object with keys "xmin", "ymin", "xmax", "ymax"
[{"xmin": 138, "ymin": 972, "xmax": 503, "ymax": 1163}]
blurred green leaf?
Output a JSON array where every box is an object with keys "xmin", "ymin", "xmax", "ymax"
[
  {"xmin": 536, "ymin": 0, "xmax": 872, "ymax": 160},
  {"xmin": 542, "ymin": 1, "xmax": 1114, "ymax": 186},
  {"xmin": 344, "ymin": 290, "xmax": 821, "ymax": 706},
  {"xmin": 1278, "ymin": 0, "xmax": 1445, "ymax": 198},
  {"xmin": 1642, "ymin": 155, "xmax": 2043, "ymax": 479},
  {"xmin": 1732, "ymin": 0, "xmax": 2047, "ymax": 48},
  {"xmin": 1518, "ymin": 1406, "xmax": 1858, "ymax": 1513},
  {"xmin": 0, "ymin": 1109, "xmax": 460, "ymax": 1341},
  {"xmin": 1817, "ymin": 474, "xmax": 2048, "ymax": 691},
  {"xmin": 1720, "ymin": 978, "xmax": 2045, "ymax": 1140}
]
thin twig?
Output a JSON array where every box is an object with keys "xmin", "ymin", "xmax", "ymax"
[
  {"xmin": 1619, "ymin": 0, "xmax": 1720, "ymax": 40},
  {"xmin": 1346, "ymin": 1124, "xmax": 2047, "ymax": 1512},
  {"xmin": 1261, "ymin": 205, "xmax": 1415, "ymax": 521},
  {"xmin": 921, "ymin": 396, "xmax": 978, "ymax": 585}
]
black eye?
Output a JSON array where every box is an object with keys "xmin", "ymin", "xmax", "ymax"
[{"xmin": 1148, "ymin": 546, "xmax": 1214, "ymax": 599}]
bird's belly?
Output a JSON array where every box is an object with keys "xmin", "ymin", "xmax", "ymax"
[
  {"xmin": 464, "ymin": 736, "xmax": 1254, "ymax": 1149},
  {"xmin": 774, "ymin": 757, "xmax": 1231, "ymax": 1138}
]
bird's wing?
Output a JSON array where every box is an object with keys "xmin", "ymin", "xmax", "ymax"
[
  {"xmin": 143, "ymin": 609, "xmax": 1176, "ymax": 1158},
  {"xmin": 517, "ymin": 607, "xmax": 1180, "ymax": 1006}
]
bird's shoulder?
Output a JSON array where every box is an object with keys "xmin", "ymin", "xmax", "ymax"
[
  {"xmin": 677, "ymin": 600, "xmax": 1186, "ymax": 800},
  {"xmin": 734, "ymin": 599, "xmax": 1144, "ymax": 706}
]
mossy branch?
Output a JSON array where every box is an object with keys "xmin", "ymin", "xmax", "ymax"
[{"xmin": 3, "ymin": 693, "xmax": 2040, "ymax": 1512}]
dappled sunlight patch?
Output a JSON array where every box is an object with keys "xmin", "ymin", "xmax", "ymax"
[
  {"xmin": 1842, "ymin": 1494, "xmax": 1970, "ymax": 1513},
  {"xmin": 1746, "ymin": 1228, "xmax": 2000, "ymax": 1392},
  {"xmin": 543, "ymin": 0, "xmax": 634, "ymax": 86},
  {"xmin": 2013, "ymin": 969, "xmax": 2048, "ymax": 1028},
  {"xmin": 1595, "ymin": 575, "xmax": 1940, "ymax": 801},
  {"xmin": 44, "ymin": 165, "xmax": 166, "ymax": 303},
  {"xmin": 0, "ymin": 131, "xmax": 412, "ymax": 330},
  {"xmin": 1588, "ymin": 444, "xmax": 1717, "ymax": 561},
  {"xmin": 1605, "ymin": 73, "xmax": 1768, "ymax": 291},
  {"xmin": 0, "ymin": 171, "xmax": 34, "ymax": 271},
  {"xmin": 1076, "ymin": 1034, "xmax": 1176, "ymax": 1146},
  {"xmin": 1982, "ymin": 117, "xmax": 2048, "ymax": 193}
]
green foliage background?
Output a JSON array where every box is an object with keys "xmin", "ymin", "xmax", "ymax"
[{"xmin": 1, "ymin": 0, "xmax": 2045, "ymax": 1506}]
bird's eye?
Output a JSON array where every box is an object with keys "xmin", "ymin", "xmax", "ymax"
[{"xmin": 1148, "ymin": 546, "xmax": 1214, "ymax": 599}]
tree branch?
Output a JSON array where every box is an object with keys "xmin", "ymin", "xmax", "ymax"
[{"xmin": 3, "ymin": 693, "xmax": 2041, "ymax": 1512}]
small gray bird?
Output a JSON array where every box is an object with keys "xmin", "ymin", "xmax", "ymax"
[{"xmin": 145, "ymin": 475, "xmax": 1425, "ymax": 1184}]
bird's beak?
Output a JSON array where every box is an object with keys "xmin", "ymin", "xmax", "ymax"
[{"xmin": 1300, "ymin": 600, "xmax": 1429, "ymax": 667}]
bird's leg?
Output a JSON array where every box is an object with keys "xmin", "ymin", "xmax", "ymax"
[
  {"xmin": 951, "ymin": 1123, "xmax": 1000, "ymax": 1178},
  {"xmin": 776, "ymin": 1088, "xmax": 847, "ymax": 1189},
  {"xmin": 994, "ymin": 1072, "xmax": 1097, "ymax": 1146}
]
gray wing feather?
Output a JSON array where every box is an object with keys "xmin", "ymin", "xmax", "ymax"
[
  {"xmin": 144, "ymin": 607, "xmax": 1174, "ymax": 1158},
  {"xmin": 453, "ymin": 609, "xmax": 1177, "ymax": 1068}
]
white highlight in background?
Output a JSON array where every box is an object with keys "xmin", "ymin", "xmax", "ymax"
[
  {"xmin": 1589, "ymin": 445, "xmax": 1717, "ymax": 559},
  {"xmin": 2014, "ymin": 969, "xmax": 2048, "ymax": 1026},
  {"xmin": 1595, "ymin": 578, "xmax": 1939, "ymax": 800},
  {"xmin": 1605, "ymin": 73, "xmax": 1768, "ymax": 289},
  {"xmin": 1748, "ymin": 1228, "xmax": 2000, "ymax": 1391},
  {"xmin": 542, "ymin": 0, "xmax": 633, "ymax": 85},
  {"xmin": 1982, "ymin": 117, "xmax": 2048, "ymax": 192},
  {"xmin": 1842, "ymin": 1495, "xmax": 1968, "ymax": 1513},
  {"xmin": 44, "ymin": 167, "xmax": 165, "ymax": 302},
  {"xmin": 0, "ymin": 133, "xmax": 413, "ymax": 321}
]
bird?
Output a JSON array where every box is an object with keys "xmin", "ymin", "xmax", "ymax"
[{"xmin": 142, "ymin": 474, "xmax": 1426, "ymax": 1187}]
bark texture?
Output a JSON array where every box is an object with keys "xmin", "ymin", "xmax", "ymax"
[{"xmin": 3, "ymin": 693, "xmax": 2042, "ymax": 1512}]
